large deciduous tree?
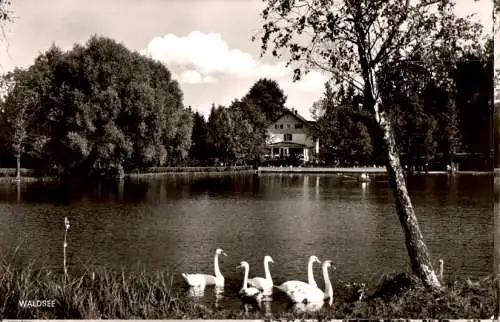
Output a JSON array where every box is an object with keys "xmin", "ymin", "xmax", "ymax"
[
  {"xmin": 1, "ymin": 35, "xmax": 192, "ymax": 177},
  {"xmin": 311, "ymin": 82, "xmax": 373, "ymax": 166},
  {"xmin": 243, "ymin": 78, "xmax": 287, "ymax": 123},
  {"xmin": 1, "ymin": 68, "xmax": 47, "ymax": 180},
  {"xmin": 207, "ymin": 102, "xmax": 263, "ymax": 166},
  {"xmin": 189, "ymin": 111, "xmax": 211, "ymax": 166},
  {"xmin": 255, "ymin": 0, "xmax": 482, "ymax": 290}
]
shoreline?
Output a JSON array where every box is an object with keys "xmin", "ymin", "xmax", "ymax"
[
  {"xmin": 0, "ymin": 166, "xmax": 492, "ymax": 183},
  {"xmin": 0, "ymin": 176, "xmax": 58, "ymax": 183},
  {"xmin": 126, "ymin": 165, "xmax": 254, "ymax": 178},
  {"xmin": 257, "ymin": 166, "xmax": 492, "ymax": 175}
]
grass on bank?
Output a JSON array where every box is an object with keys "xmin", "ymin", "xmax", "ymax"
[{"xmin": 0, "ymin": 261, "xmax": 496, "ymax": 320}]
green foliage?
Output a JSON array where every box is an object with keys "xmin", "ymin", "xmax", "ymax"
[
  {"xmin": 128, "ymin": 166, "xmax": 252, "ymax": 175},
  {"xmin": 301, "ymin": 1, "xmax": 490, "ymax": 169},
  {"xmin": 242, "ymin": 78, "xmax": 287, "ymax": 123},
  {"xmin": 189, "ymin": 112, "xmax": 211, "ymax": 166},
  {"xmin": 312, "ymin": 82, "xmax": 373, "ymax": 165},
  {"xmin": 0, "ymin": 168, "xmax": 34, "ymax": 177},
  {"xmin": 203, "ymin": 78, "xmax": 288, "ymax": 166},
  {"xmin": 255, "ymin": 0, "xmax": 486, "ymax": 133},
  {"xmin": 0, "ymin": 35, "xmax": 192, "ymax": 177},
  {"xmin": 0, "ymin": 0, "xmax": 12, "ymax": 28},
  {"xmin": 207, "ymin": 105, "xmax": 233, "ymax": 164},
  {"xmin": 229, "ymin": 99, "xmax": 268, "ymax": 159},
  {"xmin": 206, "ymin": 104, "xmax": 260, "ymax": 166}
]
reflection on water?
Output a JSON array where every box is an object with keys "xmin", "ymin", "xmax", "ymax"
[
  {"xmin": 187, "ymin": 285, "xmax": 224, "ymax": 309},
  {"xmin": 292, "ymin": 301, "xmax": 324, "ymax": 314},
  {"xmin": 187, "ymin": 286, "xmax": 206, "ymax": 298},
  {"xmin": 0, "ymin": 173, "xmax": 493, "ymax": 314},
  {"xmin": 239, "ymin": 296, "xmax": 273, "ymax": 316}
]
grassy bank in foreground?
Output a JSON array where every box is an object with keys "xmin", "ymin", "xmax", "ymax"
[{"xmin": 0, "ymin": 262, "xmax": 495, "ymax": 319}]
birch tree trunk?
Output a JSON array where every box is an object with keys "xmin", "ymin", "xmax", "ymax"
[
  {"xmin": 370, "ymin": 67, "xmax": 441, "ymax": 290},
  {"xmin": 374, "ymin": 103, "xmax": 442, "ymax": 290}
]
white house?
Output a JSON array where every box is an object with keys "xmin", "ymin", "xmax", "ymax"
[{"xmin": 266, "ymin": 108, "xmax": 319, "ymax": 162}]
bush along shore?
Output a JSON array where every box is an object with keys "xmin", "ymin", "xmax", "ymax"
[
  {"xmin": 0, "ymin": 168, "xmax": 57, "ymax": 183},
  {"xmin": 126, "ymin": 165, "xmax": 255, "ymax": 177},
  {"xmin": 0, "ymin": 166, "xmax": 255, "ymax": 183},
  {"xmin": 0, "ymin": 261, "xmax": 495, "ymax": 319}
]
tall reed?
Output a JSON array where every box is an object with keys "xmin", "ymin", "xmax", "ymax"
[{"xmin": 63, "ymin": 217, "xmax": 70, "ymax": 283}]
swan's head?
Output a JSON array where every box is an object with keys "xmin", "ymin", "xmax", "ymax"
[
  {"xmin": 216, "ymin": 248, "xmax": 228, "ymax": 256},
  {"xmin": 237, "ymin": 261, "xmax": 249, "ymax": 269},
  {"xmin": 264, "ymin": 255, "xmax": 274, "ymax": 264},
  {"xmin": 323, "ymin": 260, "xmax": 335, "ymax": 270},
  {"xmin": 310, "ymin": 255, "xmax": 321, "ymax": 264}
]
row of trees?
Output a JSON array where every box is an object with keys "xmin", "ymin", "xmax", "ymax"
[
  {"xmin": 189, "ymin": 78, "xmax": 287, "ymax": 166},
  {"xmin": 0, "ymin": 36, "xmax": 193, "ymax": 178},
  {"xmin": 312, "ymin": 38, "xmax": 493, "ymax": 170},
  {"xmin": 0, "ymin": 35, "xmax": 290, "ymax": 176},
  {"xmin": 0, "ymin": 33, "xmax": 492, "ymax": 177}
]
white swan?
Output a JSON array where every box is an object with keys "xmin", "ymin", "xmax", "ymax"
[
  {"xmin": 247, "ymin": 255, "xmax": 274, "ymax": 296},
  {"xmin": 238, "ymin": 261, "xmax": 263, "ymax": 302},
  {"xmin": 273, "ymin": 255, "xmax": 320, "ymax": 301},
  {"xmin": 307, "ymin": 255, "xmax": 321, "ymax": 287},
  {"xmin": 322, "ymin": 260, "xmax": 334, "ymax": 305},
  {"xmin": 181, "ymin": 248, "xmax": 227, "ymax": 287},
  {"xmin": 276, "ymin": 259, "xmax": 334, "ymax": 305}
]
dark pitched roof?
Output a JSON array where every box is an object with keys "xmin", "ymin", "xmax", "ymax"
[{"xmin": 271, "ymin": 109, "xmax": 315, "ymax": 126}]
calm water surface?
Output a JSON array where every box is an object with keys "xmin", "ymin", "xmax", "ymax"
[{"xmin": 0, "ymin": 173, "xmax": 493, "ymax": 313}]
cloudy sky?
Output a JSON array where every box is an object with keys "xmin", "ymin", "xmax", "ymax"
[{"xmin": 0, "ymin": 0, "xmax": 493, "ymax": 120}]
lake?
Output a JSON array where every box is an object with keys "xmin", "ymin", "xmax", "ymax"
[{"xmin": 0, "ymin": 173, "xmax": 493, "ymax": 313}]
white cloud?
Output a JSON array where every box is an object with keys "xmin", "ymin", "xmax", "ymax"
[
  {"xmin": 142, "ymin": 30, "xmax": 330, "ymax": 119},
  {"xmin": 141, "ymin": 30, "xmax": 327, "ymax": 85},
  {"xmin": 288, "ymin": 71, "xmax": 330, "ymax": 93},
  {"xmin": 178, "ymin": 70, "xmax": 217, "ymax": 84}
]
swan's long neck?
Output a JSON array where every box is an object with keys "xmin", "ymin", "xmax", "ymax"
[
  {"xmin": 264, "ymin": 260, "xmax": 272, "ymax": 282},
  {"xmin": 323, "ymin": 265, "xmax": 333, "ymax": 300},
  {"xmin": 242, "ymin": 265, "xmax": 249, "ymax": 290},
  {"xmin": 308, "ymin": 259, "xmax": 316, "ymax": 287},
  {"xmin": 214, "ymin": 253, "xmax": 222, "ymax": 278}
]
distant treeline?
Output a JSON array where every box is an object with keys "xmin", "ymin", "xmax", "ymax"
[
  {"xmin": 311, "ymin": 40, "xmax": 493, "ymax": 171},
  {"xmin": 0, "ymin": 35, "xmax": 493, "ymax": 178}
]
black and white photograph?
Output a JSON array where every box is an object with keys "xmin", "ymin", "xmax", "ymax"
[{"xmin": 0, "ymin": 0, "xmax": 497, "ymax": 320}]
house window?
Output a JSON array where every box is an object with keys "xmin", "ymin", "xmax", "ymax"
[
  {"xmin": 287, "ymin": 124, "xmax": 291, "ymax": 128},
  {"xmin": 284, "ymin": 133, "xmax": 292, "ymax": 141},
  {"xmin": 274, "ymin": 124, "xmax": 278, "ymax": 129},
  {"xmin": 280, "ymin": 124, "xmax": 283, "ymax": 129},
  {"xmin": 295, "ymin": 123, "xmax": 303, "ymax": 129}
]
